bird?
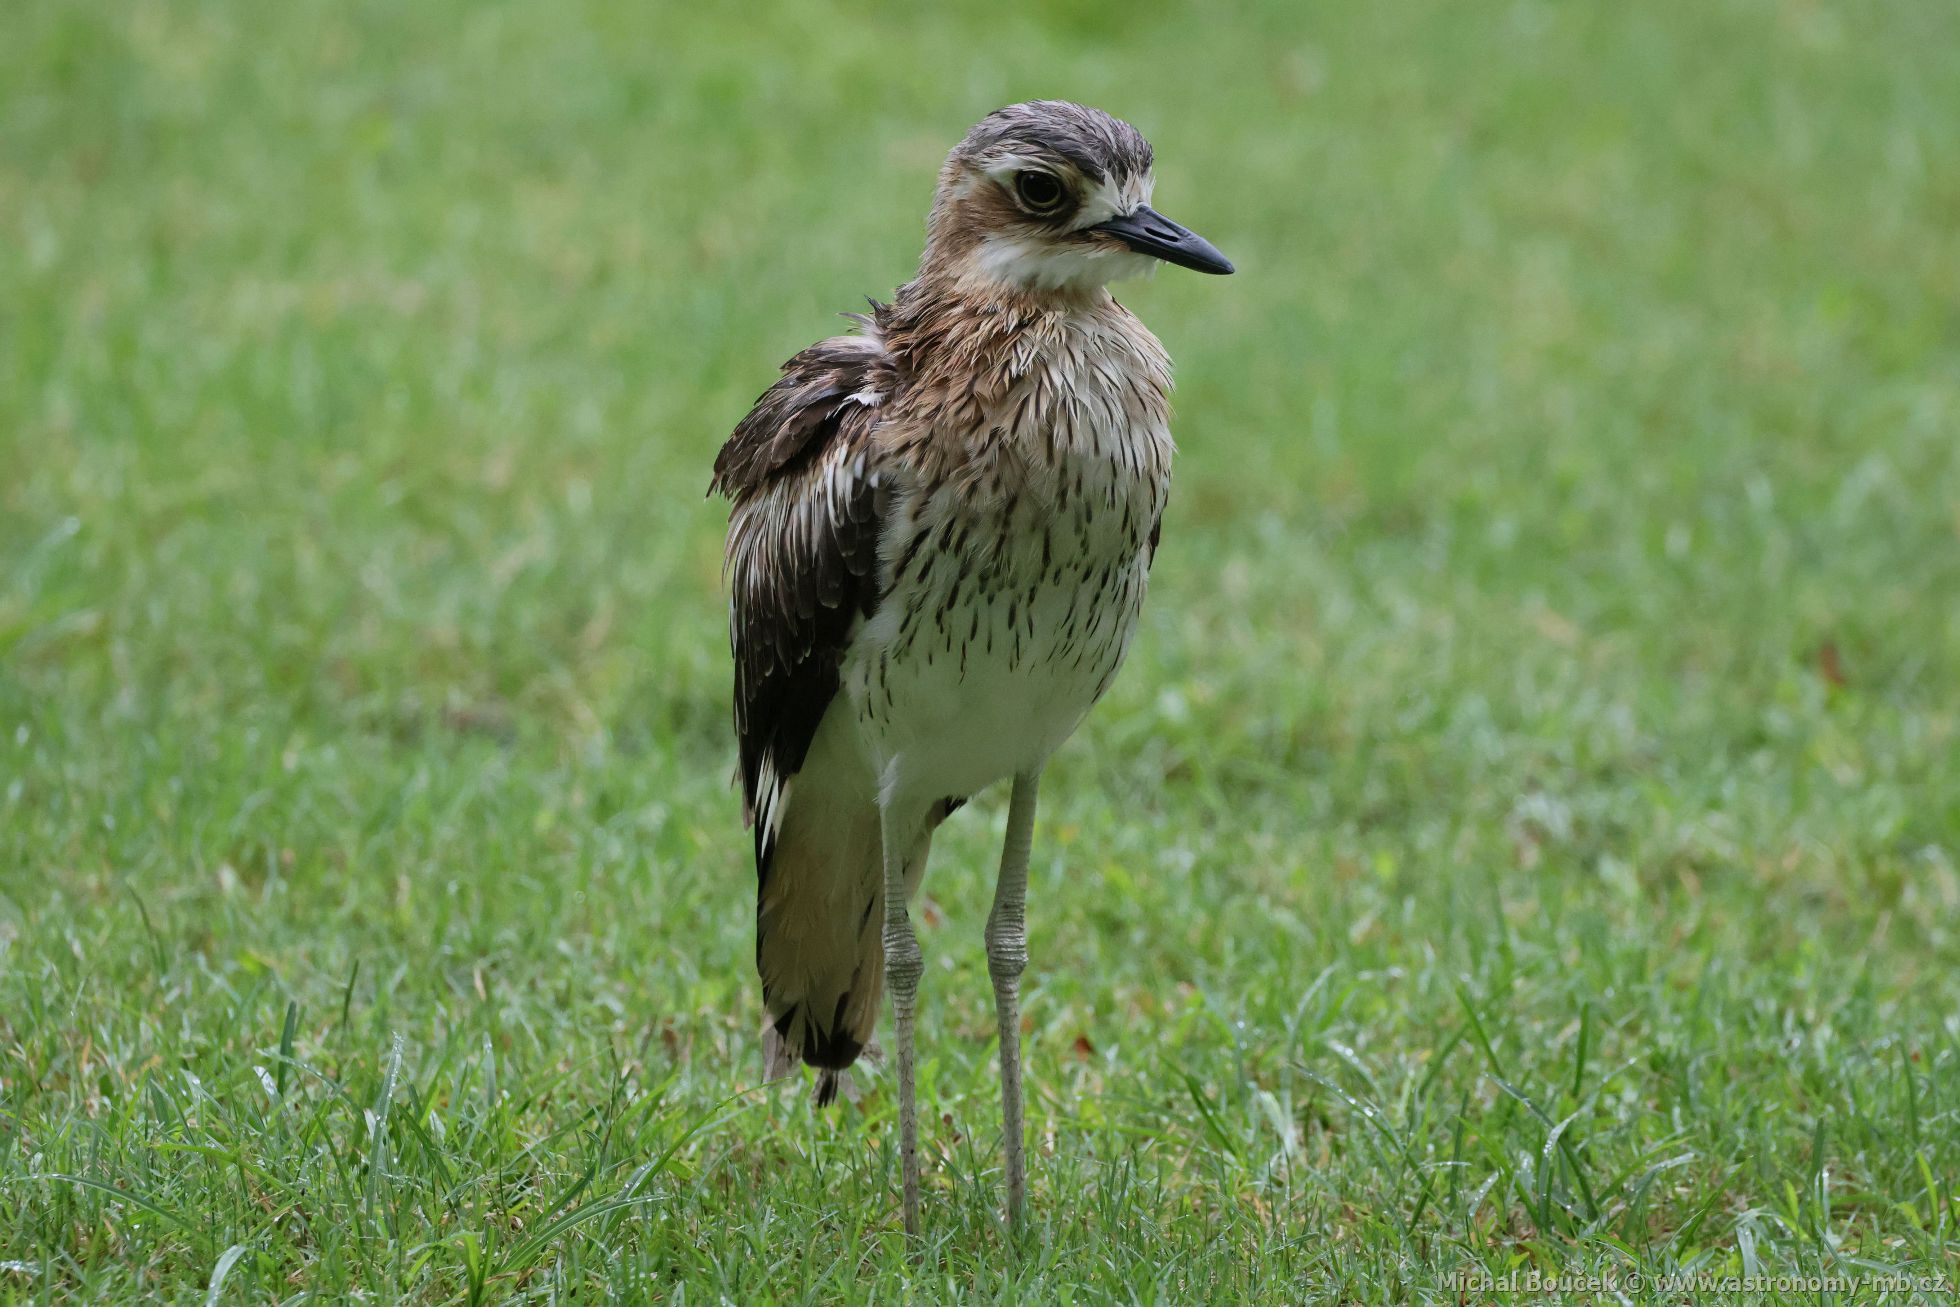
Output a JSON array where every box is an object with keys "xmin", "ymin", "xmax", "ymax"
[{"xmin": 709, "ymin": 100, "xmax": 1232, "ymax": 1236}]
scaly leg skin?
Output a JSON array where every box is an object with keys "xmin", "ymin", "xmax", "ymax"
[
  {"xmin": 880, "ymin": 805, "xmax": 925, "ymax": 1238},
  {"xmin": 986, "ymin": 770, "xmax": 1041, "ymax": 1232}
]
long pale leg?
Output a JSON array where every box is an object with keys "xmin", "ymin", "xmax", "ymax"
[
  {"xmin": 986, "ymin": 769, "xmax": 1041, "ymax": 1230},
  {"xmin": 880, "ymin": 803, "xmax": 925, "ymax": 1236}
]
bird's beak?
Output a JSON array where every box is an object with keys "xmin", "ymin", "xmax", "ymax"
[{"xmin": 1089, "ymin": 205, "xmax": 1234, "ymax": 275}]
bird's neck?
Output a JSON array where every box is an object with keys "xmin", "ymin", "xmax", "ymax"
[
  {"xmin": 910, "ymin": 242, "xmax": 1119, "ymax": 313},
  {"xmin": 883, "ymin": 270, "xmax": 1116, "ymax": 355}
]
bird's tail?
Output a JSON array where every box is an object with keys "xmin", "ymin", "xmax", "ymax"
[
  {"xmin": 755, "ymin": 780, "xmax": 954, "ymax": 1108},
  {"xmin": 756, "ymin": 785, "xmax": 885, "ymax": 1108}
]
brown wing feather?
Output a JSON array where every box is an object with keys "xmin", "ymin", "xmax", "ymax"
[{"xmin": 710, "ymin": 332, "xmax": 891, "ymax": 881}]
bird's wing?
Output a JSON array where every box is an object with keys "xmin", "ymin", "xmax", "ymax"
[{"xmin": 709, "ymin": 331, "xmax": 891, "ymax": 874}]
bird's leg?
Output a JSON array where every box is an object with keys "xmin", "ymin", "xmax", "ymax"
[
  {"xmin": 880, "ymin": 803, "xmax": 925, "ymax": 1237},
  {"xmin": 986, "ymin": 769, "xmax": 1041, "ymax": 1231}
]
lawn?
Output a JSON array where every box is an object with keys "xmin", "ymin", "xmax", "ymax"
[{"xmin": 3, "ymin": 0, "xmax": 1959, "ymax": 1300}]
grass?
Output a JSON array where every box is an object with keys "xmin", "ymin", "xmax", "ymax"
[{"xmin": 3, "ymin": 0, "xmax": 1959, "ymax": 1299}]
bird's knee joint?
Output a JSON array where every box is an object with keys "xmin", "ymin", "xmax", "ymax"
[
  {"xmin": 986, "ymin": 939, "xmax": 1027, "ymax": 981},
  {"xmin": 884, "ymin": 929, "xmax": 924, "ymax": 988},
  {"xmin": 886, "ymin": 954, "xmax": 923, "ymax": 990}
]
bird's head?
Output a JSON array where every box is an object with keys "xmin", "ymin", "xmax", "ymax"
[{"xmin": 919, "ymin": 100, "xmax": 1234, "ymax": 299}]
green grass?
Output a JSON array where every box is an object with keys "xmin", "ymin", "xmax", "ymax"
[{"xmin": 4, "ymin": 0, "xmax": 1959, "ymax": 1300}]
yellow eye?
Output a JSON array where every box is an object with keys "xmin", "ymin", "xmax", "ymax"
[{"xmin": 1014, "ymin": 170, "xmax": 1066, "ymax": 213}]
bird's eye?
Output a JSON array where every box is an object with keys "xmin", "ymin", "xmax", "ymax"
[{"xmin": 1014, "ymin": 170, "xmax": 1066, "ymax": 213}]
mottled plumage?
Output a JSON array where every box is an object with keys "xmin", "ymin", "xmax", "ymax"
[{"xmin": 710, "ymin": 100, "xmax": 1231, "ymax": 1231}]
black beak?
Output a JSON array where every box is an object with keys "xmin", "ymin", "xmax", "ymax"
[{"xmin": 1090, "ymin": 205, "xmax": 1234, "ymax": 275}]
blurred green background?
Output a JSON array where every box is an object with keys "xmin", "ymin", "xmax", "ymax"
[{"xmin": 3, "ymin": 0, "xmax": 1957, "ymax": 1300}]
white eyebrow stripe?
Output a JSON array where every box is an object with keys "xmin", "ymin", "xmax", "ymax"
[
  {"xmin": 980, "ymin": 152, "xmax": 1054, "ymax": 181},
  {"xmin": 977, "ymin": 154, "xmax": 1152, "ymax": 213}
]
